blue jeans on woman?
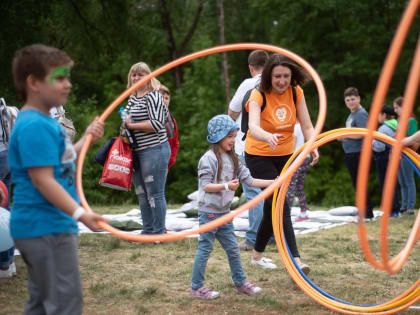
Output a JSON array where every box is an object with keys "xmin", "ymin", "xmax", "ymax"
[
  {"xmin": 238, "ymin": 154, "xmax": 263, "ymax": 246},
  {"xmin": 132, "ymin": 142, "xmax": 170, "ymax": 234},
  {"xmin": 0, "ymin": 149, "xmax": 13, "ymax": 269},
  {"xmin": 398, "ymin": 158, "xmax": 416, "ymax": 210},
  {"xmin": 191, "ymin": 212, "xmax": 246, "ymax": 290}
]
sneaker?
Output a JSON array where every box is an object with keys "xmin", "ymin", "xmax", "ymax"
[
  {"xmin": 406, "ymin": 209, "xmax": 415, "ymax": 215},
  {"xmin": 251, "ymin": 257, "xmax": 277, "ymax": 269},
  {"xmin": 9, "ymin": 263, "xmax": 16, "ymax": 276},
  {"xmin": 295, "ymin": 214, "xmax": 309, "ymax": 222},
  {"xmin": 189, "ymin": 287, "xmax": 220, "ymax": 299},
  {"xmin": 0, "ymin": 268, "xmax": 12, "ymax": 279},
  {"xmin": 297, "ymin": 261, "xmax": 310, "ymax": 275},
  {"xmin": 391, "ymin": 211, "xmax": 402, "ymax": 218},
  {"xmin": 238, "ymin": 240, "xmax": 253, "ymax": 251},
  {"xmin": 363, "ymin": 217, "xmax": 376, "ymax": 223},
  {"xmin": 236, "ymin": 281, "xmax": 262, "ymax": 295}
]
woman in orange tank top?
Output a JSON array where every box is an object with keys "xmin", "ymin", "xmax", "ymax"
[{"xmin": 245, "ymin": 54, "xmax": 319, "ymax": 272}]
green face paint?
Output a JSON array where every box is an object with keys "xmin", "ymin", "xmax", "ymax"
[{"xmin": 49, "ymin": 66, "xmax": 71, "ymax": 84}]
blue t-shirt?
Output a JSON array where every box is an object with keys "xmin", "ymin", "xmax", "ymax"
[
  {"xmin": 342, "ymin": 107, "xmax": 368, "ymax": 154},
  {"xmin": 9, "ymin": 110, "xmax": 79, "ymax": 239}
]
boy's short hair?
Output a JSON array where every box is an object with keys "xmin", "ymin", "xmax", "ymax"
[
  {"xmin": 344, "ymin": 87, "xmax": 359, "ymax": 98},
  {"xmin": 248, "ymin": 50, "xmax": 269, "ymax": 70},
  {"xmin": 159, "ymin": 84, "xmax": 170, "ymax": 96},
  {"xmin": 12, "ymin": 44, "xmax": 74, "ymax": 101}
]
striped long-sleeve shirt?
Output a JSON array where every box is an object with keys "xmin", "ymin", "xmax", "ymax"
[{"xmin": 125, "ymin": 90, "xmax": 168, "ymax": 150}]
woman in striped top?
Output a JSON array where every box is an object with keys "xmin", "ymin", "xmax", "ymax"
[{"xmin": 123, "ymin": 62, "xmax": 170, "ymax": 235}]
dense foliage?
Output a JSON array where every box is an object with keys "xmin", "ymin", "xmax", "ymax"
[{"xmin": 1, "ymin": 0, "xmax": 419, "ymax": 207}]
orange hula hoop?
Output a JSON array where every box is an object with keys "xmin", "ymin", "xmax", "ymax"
[
  {"xmin": 273, "ymin": 129, "xmax": 420, "ymax": 314},
  {"xmin": 75, "ymin": 43, "xmax": 327, "ymax": 243},
  {"xmin": 356, "ymin": 0, "xmax": 420, "ymax": 274}
]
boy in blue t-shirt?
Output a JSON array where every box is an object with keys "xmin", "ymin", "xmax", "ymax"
[{"xmin": 9, "ymin": 44, "xmax": 107, "ymax": 314}]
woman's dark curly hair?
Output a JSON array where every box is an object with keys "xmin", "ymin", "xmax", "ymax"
[{"xmin": 260, "ymin": 54, "xmax": 310, "ymax": 93}]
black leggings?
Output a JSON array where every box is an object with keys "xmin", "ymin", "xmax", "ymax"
[
  {"xmin": 344, "ymin": 153, "xmax": 374, "ymax": 218},
  {"xmin": 245, "ymin": 153, "xmax": 300, "ymax": 257}
]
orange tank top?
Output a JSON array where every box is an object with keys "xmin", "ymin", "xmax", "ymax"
[{"xmin": 245, "ymin": 85, "xmax": 303, "ymax": 156}]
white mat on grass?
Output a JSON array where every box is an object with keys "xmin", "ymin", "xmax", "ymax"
[{"xmin": 77, "ymin": 207, "xmax": 383, "ymax": 236}]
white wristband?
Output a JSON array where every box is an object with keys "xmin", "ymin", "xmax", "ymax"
[
  {"xmin": 72, "ymin": 207, "xmax": 86, "ymax": 221},
  {"xmin": 224, "ymin": 183, "xmax": 230, "ymax": 191}
]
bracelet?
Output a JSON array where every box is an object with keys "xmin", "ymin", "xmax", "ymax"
[
  {"xmin": 224, "ymin": 183, "xmax": 230, "ymax": 191},
  {"xmin": 72, "ymin": 207, "xmax": 86, "ymax": 221}
]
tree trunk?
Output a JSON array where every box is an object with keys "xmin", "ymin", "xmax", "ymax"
[
  {"xmin": 159, "ymin": 0, "xmax": 204, "ymax": 89},
  {"xmin": 217, "ymin": 0, "xmax": 231, "ymax": 104}
]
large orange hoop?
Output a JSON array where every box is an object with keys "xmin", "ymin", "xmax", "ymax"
[{"xmin": 75, "ymin": 43, "xmax": 327, "ymax": 243}]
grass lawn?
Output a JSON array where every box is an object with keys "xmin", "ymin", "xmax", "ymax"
[{"xmin": 1, "ymin": 204, "xmax": 419, "ymax": 314}]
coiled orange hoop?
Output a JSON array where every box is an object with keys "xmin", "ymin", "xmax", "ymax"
[
  {"xmin": 357, "ymin": 0, "xmax": 420, "ymax": 276},
  {"xmin": 273, "ymin": 128, "xmax": 420, "ymax": 314}
]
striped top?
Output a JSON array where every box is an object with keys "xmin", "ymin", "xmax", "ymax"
[{"xmin": 124, "ymin": 90, "xmax": 168, "ymax": 150}]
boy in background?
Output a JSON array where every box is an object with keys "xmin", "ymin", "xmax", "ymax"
[
  {"xmin": 9, "ymin": 44, "xmax": 107, "ymax": 314},
  {"xmin": 340, "ymin": 87, "xmax": 374, "ymax": 220}
]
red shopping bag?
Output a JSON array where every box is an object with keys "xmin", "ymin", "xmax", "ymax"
[{"xmin": 99, "ymin": 136, "xmax": 133, "ymax": 191}]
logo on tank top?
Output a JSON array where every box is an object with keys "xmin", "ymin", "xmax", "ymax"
[{"xmin": 272, "ymin": 104, "xmax": 292, "ymax": 124}]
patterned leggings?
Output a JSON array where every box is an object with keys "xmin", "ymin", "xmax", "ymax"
[{"xmin": 286, "ymin": 157, "xmax": 311, "ymax": 212}]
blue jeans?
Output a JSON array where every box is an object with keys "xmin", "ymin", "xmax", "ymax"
[
  {"xmin": 191, "ymin": 212, "xmax": 246, "ymax": 290},
  {"xmin": 0, "ymin": 149, "xmax": 13, "ymax": 268},
  {"xmin": 398, "ymin": 158, "xmax": 416, "ymax": 210},
  {"xmin": 132, "ymin": 142, "xmax": 170, "ymax": 234},
  {"xmin": 238, "ymin": 154, "xmax": 263, "ymax": 246}
]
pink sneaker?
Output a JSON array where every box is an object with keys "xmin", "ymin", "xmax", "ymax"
[
  {"xmin": 189, "ymin": 287, "xmax": 220, "ymax": 299},
  {"xmin": 236, "ymin": 281, "xmax": 262, "ymax": 295}
]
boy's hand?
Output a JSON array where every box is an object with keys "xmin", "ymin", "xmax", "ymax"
[
  {"xmin": 85, "ymin": 117, "xmax": 104, "ymax": 143},
  {"xmin": 79, "ymin": 211, "xmax": 109, "ymax": 232},
  {"xmin": 228, "ymin": 179, "xmax": 240, "ymax": 191}
]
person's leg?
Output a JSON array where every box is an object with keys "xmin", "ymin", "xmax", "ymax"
[
  {"xmin": 295, "ymin": 157, "xmax": 311, "ymax": 214},
  {"xmin": 137, "ymin": 142, "xmax": 170, "ymax": 234},
  {"xmin": 245, "ymin": 154, "xmax": 278, "ymax": 254},
  {"xmin": 54, "ymin": 234, "xmax": 83, "ymax": 315},
  {"xmin": 191, "ymin": 212, "xmax": 216, "ymax": 290},
  {"xmin": 238, "ymin": 154, "xmax": 263, "ymax": 247},
  {"xmin": 272, "ymin": 155, "xmax": 300, "ymax": 258},
  {"xmin": 286, "ymin": 172, "xmax": 297, "ymax": 209},
  {"xmin": 14, "ymin": 235, "xmax": 62, "ymax": 315},
  {"xmin": 399, "ymin": 158, "xmax": 416, "ymax": 211},
  {"xmin": 375, "ymin": 154, "xmax": 400, "ymax": 213},
  {"xmin": 397, "ymin": 168, "xmax": 407, "ymax": 211},
  {"xmin": 344, "ymin": 153, "xmax": 374, "ymax": 219},
  {"xmin": 215, "ymin": 217, "xmax": 246, "ymax": 287},
  {"xmin": 132, "ymin": 151, "xmax": 154, "ymax": 234}
]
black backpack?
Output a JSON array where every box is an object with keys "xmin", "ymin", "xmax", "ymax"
[{"xmin": 240, "ymin": 86, "xmax": 296, "ymax": 141}]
